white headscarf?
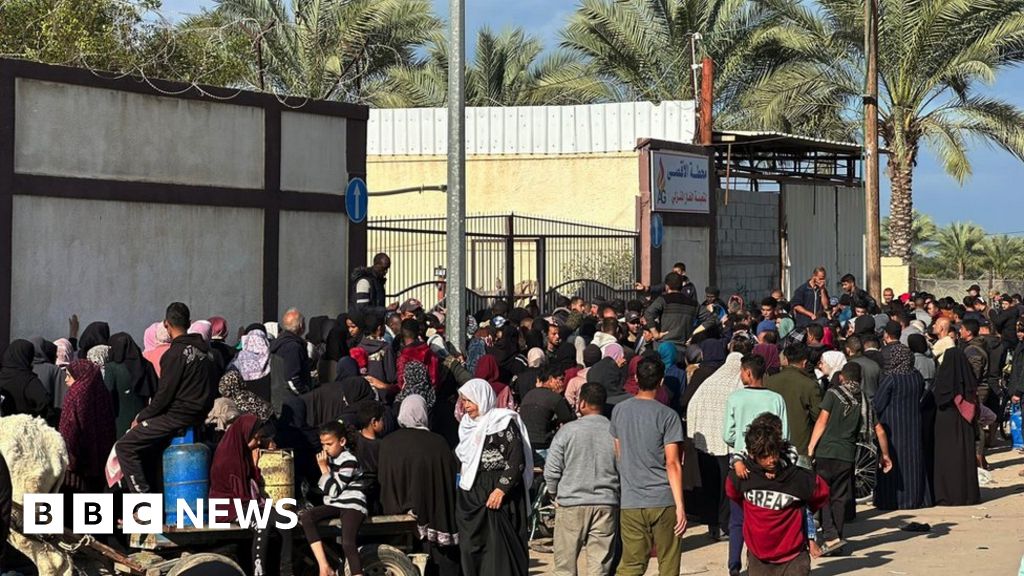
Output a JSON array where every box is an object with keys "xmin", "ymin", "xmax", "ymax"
[
  {"xmin": 398, "ymin": 395, "xmax": 430, "ymax": 430},
  {"xmin": 687, "ymin": 352, "xmax": 744, "ymax": 456},
  {"xmin": 527, "ymin": 348, "xmax": 546, "ymax": 368},
  {"xmin": 455, "ymin": 379, "xmax": 533, "ymax": 492},
  {"xmin": 818, "ymin": 350, "xmax": 848, "ymax": 378}
]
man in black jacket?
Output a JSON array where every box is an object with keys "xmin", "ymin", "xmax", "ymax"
[
  {"xmin": 349, "ymin": 253, "xmax": 391, "ymax": 312},
  {"xmin": 115, "ymin": 302, "xmax": 215, "ymax": 494},
  {"xmin": 270, "ymin": 308, "xmax": 313, "ymax": 413},
  {"xmin": 643, "ymin": 272, "xmax": 698, "ymax": 354}
]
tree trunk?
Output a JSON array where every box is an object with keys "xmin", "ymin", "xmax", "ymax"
[{"xmin": 886, "ymin": 150, "xmax": 915, "ymax": 263}]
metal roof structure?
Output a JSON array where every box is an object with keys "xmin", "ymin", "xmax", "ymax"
[{"xmin": 711, "ymin": 129, "xmax": 862, "ymax": 184}]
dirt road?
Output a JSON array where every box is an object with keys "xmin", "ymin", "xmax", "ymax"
[{"xmin": 530, "ymin": 446, "xmax": 1024, "ymax": 575}]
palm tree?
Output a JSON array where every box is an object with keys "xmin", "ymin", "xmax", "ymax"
[
  {"xmin": 880, "ymin": 211, "xmax": 937, "ymax": 258},
  {"xmin": 934, "ymin": 222, "xmax": 985, "ymax": 280},
  {"xmin": 560, "ymin": 0, "xmax": 780, "ymax": 124},
  {"xmin": 369, "ymin": 27, "xmax": 608, "ymax": 108},
  {"xmin": 213, "ymin": 0, "xmax": 438, "ymax": 101},
  {"xmin": 744, "ymin": 0, "xmax": 1024, "ymax": 264},
  {"xmin": 980, "ymin": 234, "xmax": 1024, "ymax": 281}
]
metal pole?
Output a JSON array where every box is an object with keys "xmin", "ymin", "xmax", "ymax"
[
  {"xmin": 445, "ymin": 0, "xmax": 467, "ymax": 350},
  {"xmin": 864, "ymin": 0, "xmax": 882, "ymax": 301}
]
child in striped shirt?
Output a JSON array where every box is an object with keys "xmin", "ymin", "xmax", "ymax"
[{"xmin": 299, "ymin": 420, "xmax": 369, "ymax": 576}]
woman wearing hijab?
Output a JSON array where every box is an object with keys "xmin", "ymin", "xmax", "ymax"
[
  {"xmin": 209, "ymin": 414, "xmax": 292, "ymax": 576},
  {"xmin": 658, "ymin": 342, "xmax": 687, "ymax": 412},
  {"xmin": 59, "ymin": 359, "xmax": 116, "ymax": 491},
  {"xmin": 585, "ymin": 346, "xmax": 630, "ymax": 415},
  {"xmin": 0, "ymin": 340, "xmax": 50, "ymax": 417},
  {"xmin": 28, "ymin": 337, "xmax": 59, "ymax": 413},
  {"xmin": 874, "ymin": 342, "xmax": 933, "ymax": 510},
  {"xmin": 208, "ymin": 316, "xmax": 236, "ymax": 368},
  {"xmin": 510, "ymin": 347, "xmax": 546, "ymax": 402},
  {"xmin": 456, "ymin": 379, "xmax": 532, "ymax": 576},
  {"xmin": 473, "ymin": 355, "xmax": 514, "ymax": 409},
  {"xmin": 931, "ymin": 348, "xmax": 981, "ymax": 506},
  {"xmin": 624, "ymin": 354, "xmax": 670, "ymax": 405},
  {"xmin": 219, "ymin": 370, "xmax": 273, "ymax": 422},
  {"xmin": 395, "ymin": 361, "xmax": 436, "ymax": 410},
  {"xmin": 380, "ymin": 395, "xmax": 460, "ymax": 576},
  {"xmin": 142, "ymin": 322, "xmax": 172, "ymax": 378},
  {"xmin": 106, "ymin": 332, "xmax": 158, "ymax": 436},
  {"xmin": 229, "ymin": 329, "xmax": 273, "ymax": 403},
  {"xmin": 77, "ymin": 321, "xmax": 110, "ymax": 359},
  {"xmin": 907, "ymin": 334, "xmax": 936, "ymax": 388},
  {"xmin": 680, "ymin": 336, "xmax": 728, "ymax": 415},
  {"xmin": 53, "ymin": 338, "xmax": 75, "ymax": 411},
  {"xmin": 818, "ymin": 350, "xmax": 848, "ymax": 391},
  {"xmin": 752, "ymin": 340, "xmax": 781, "ymax": 377},
  {"xmin": 686, "ymin": 349, "xmax": 744, "ymax": 539},
  {"xmin": 320, "ymin": 322, "xmax": 349, "ymax": 384}
]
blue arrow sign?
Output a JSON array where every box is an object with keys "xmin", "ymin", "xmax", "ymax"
[
  {"xmin": 345, "ymin": 177, "xmax": 368, "ymax": 224},
  {"xmin": 651, "ymin": 213, "xmax": 664, "ymax": 249}
]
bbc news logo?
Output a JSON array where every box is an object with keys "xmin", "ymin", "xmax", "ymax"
[{"xmin": 23, "ymin": 494, "xmax": 299, "ymax": 534}]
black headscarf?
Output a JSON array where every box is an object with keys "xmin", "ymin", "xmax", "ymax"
[
  {"xmin": 882, "ymin": 342, "xmax": 915, "ymax": 374},
  {"xmin": 933, "ymin": 347, "xmax": 978, "ymax": 407},
  {"xmin": 29, "ymin": 337, "xmax": 56, "ymax": 365},
  {"xmin": 244, "ymin": 323, "xmax": 266, "ymax": 335},
  {"xmin": 307, "ymin": 316, "xmax": 329, "ymax": 346},
  {"xmin": 853, "ymin": 315, "xmax": 876, "ymax": 337},
  {"xmin": 0, "ymin": 340, "xmax": 49, "ymax": 417},
  {"xmin": 907, "ymin": 333, "xmax": 929, "ymax": 355},
  {"xmin": 335, "ymin": 357, "xmax": 360, "ymax": 381},
  {"xmin": 555, "ymin": 341, "xmax": 578, "ymax": 374},
  {"xmin": 586, "ymin": 357, "xmax": 629, "ymax": 405},
  {"xmin": 323, "ymin": 322, "xmax": 348, "ymax": 363},
  {"xmin": 108, "ymin": 332, "xmax": 157, "ymax": 397},
  {"xmin": 78, "ymin": 322, "xmax": 110, "ymax": 358}
]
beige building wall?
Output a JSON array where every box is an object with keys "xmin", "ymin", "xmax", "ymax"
[{"xmin": 366, "ymin": 152, "xmax": 639, "ymax": 228}]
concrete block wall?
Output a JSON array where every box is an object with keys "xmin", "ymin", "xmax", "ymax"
[{"xmin": 716, "ymin": 189, "xmax": 779, "ymax": 304}]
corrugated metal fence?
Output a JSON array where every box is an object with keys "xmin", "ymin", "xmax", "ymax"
[{"xmin": 368, "ymin": 214, "xmax": 639, "ymax": 313}]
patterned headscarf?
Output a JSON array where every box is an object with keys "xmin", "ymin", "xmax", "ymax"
[
  {"xmin": 397, "ymin": 360, "xmax": 436, "ymax": 409},
  {"xmin": 87, "ymin": 345, "xmax": 111, "ymax": 369},
  {"xmin": 218, "ymin": 370, "xmax": 272, "ymax": 421},
  {"xmin": 229, "ymin": 331, "xmax": 271, "ymax": 381},
  {"xmin": 882, "ymin": 342, "xmax": 914, "ymax": 374}
]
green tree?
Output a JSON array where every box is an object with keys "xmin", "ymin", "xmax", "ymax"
[
  {"xmin": 213, "ymin": 0, "xmax": 438, "ymax": 101},
  {"xmin": 745, "ymin": 0, "xmax": 1024, "ymax": 264},
  {"xmin": 0, "ymin": 0, "xmax": 157, "ymax": 72},
  {"xmin": 369, "ymin": 27, "xmax": 607, "ymax": 108},
  {"xmin": 139, "ymin": 10, "xmax": 250, "ymax": 88},
  {"xmin": 881, "ymin": 211, "xmax": 937, "ymax": 258},
  {"xmin": 560, "ymin": 0, "xmax": 779, "ymax": 124},
  {"xmin": 934, "ymin": 222, "xmax": 985, "ymax": 280},
  {"xmin": 980, "ymin": 234, "xmax": 1024, "ymax": 280}
]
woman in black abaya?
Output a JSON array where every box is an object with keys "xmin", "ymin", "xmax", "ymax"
[
  {"xmin": 455, "ymin": 378, "xmax": 533, "ymax": 576},
  {"xmin": 932, "ymin": 347, "xmax": 981, "ymax": 506}
]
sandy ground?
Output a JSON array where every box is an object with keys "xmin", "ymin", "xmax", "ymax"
[{"xmin": 529, "ymin": 445, "xmax": 1024, "ymax": 576}]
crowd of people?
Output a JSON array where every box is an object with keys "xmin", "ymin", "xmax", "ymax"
[{"xmin": 0, "ymin": 252, "xmax": 1007, "ymax": 576}]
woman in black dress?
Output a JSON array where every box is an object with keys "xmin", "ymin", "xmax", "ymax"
[
  {"xmin": 932, "ymin": 348, "xmax": 981, "ymax": 506},
  {"xmin": 455, "ymin": 378, "xmax": 533, "ymax": 576}
]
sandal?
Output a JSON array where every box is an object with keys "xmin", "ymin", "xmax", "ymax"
[{"xmin": 820, "ymin": 539, "xmax": 847, "ymax": 556}]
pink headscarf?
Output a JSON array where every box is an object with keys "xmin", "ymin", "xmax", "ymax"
[
  {"xmin": 54, "ymin": 338, "xmax": 75, "ymax": 367},
  {"xmin": 208, "ymin": 316, "xmax": 229, "ymax": 340},
  {"xmin": 188, "ymin": 320, "xmax": 213, "ymax": 343},
  {"xmin": 143, "ymin": 322, "xmax": 172, "ymax": 378},
  {"xmin": 603, "ymin": 343, "xmax": 624, "ymax": 362}
]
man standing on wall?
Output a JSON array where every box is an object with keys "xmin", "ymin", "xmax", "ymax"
[
  {"xmin": 350, "ymin": 252, "xmax": 391, "ymax": 311},
  {"xmin": 792, "ymin": 268, "xmax": 831, "ymax": 329}
]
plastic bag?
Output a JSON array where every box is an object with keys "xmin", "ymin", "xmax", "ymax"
[{"xmin": 1011, "ymin": 402, "xmax": 1024, "ymax": 450}]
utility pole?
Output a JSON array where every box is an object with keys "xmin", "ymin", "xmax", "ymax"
[
  {"xmin": 445, "ymin": 0, "xmax": 467, "ymax": 350},
  {"xmin": 864, "ymin": 0, "xmax": 882, "ymax": 301}
]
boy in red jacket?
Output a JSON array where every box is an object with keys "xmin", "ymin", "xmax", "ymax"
[{"xmin": 727, "ymin": 413, "xmax": 829, "ymax": 576}]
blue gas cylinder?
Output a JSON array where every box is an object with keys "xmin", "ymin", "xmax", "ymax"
[{"xmin": 163, "ymin": 428, "xmax": 210, "ymax": 527}]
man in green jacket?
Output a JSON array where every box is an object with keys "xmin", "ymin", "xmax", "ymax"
[{"xmin": 766, "ymin": 343, "xmax": 822, "ymax": 456}]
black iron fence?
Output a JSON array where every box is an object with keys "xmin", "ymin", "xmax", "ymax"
[{"xmin": 368, "ymin": 213, "xmax": 639, "ymax": 314}]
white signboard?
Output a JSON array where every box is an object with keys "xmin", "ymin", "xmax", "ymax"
[{"xmin": 651, "ymin": 151, "xmax": 711, "ymax": 213}]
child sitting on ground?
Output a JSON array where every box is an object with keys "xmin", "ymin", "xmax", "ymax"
[
  {"xmin": 727, "ymin": 413, "xmax": 829, "ymax": 576},
  {"xmin": 299, "ymin": 420, "xmax": 370, "ymax": 576}
]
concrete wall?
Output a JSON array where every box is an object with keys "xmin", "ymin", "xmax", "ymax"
[
  {"xmin": 278, "ymin": 210, "xmax": 349, "ymax": 318},
  {"xmin": 10, "ymin": 196, "xmax": 264, "ymax": 343},
  {"xmin": 716, "ymin": 189, "xmax": 780, "ymax": 303},
  {"xmin": 366, "ymin": 153, "xmax": 638, "ymax": 229},
  {"xmin": 281, "ymin": 111, "xmax": 347, "ymax": 194},
  {"xmin": 15, "ymin": 79, "xmax": 265, "ymax": 188}
]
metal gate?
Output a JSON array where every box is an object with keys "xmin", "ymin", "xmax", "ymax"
[{"xmin": 368, "ymin": 214, "xmax": 639, "ymax": 314}]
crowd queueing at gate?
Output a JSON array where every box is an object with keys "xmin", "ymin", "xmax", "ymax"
[{"xmin": 0, "ymin": 251, "xmax": 1010, "ymax": 576}]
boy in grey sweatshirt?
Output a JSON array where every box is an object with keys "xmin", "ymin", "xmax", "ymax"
[{"xmin": 545, "ymin": 382, "xmax": 619, "ymax": 576}]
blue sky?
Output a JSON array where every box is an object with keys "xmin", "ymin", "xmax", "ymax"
[{"xmin": 160, "ymin": 0, "xmax": 1024, "ymax": 234}]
